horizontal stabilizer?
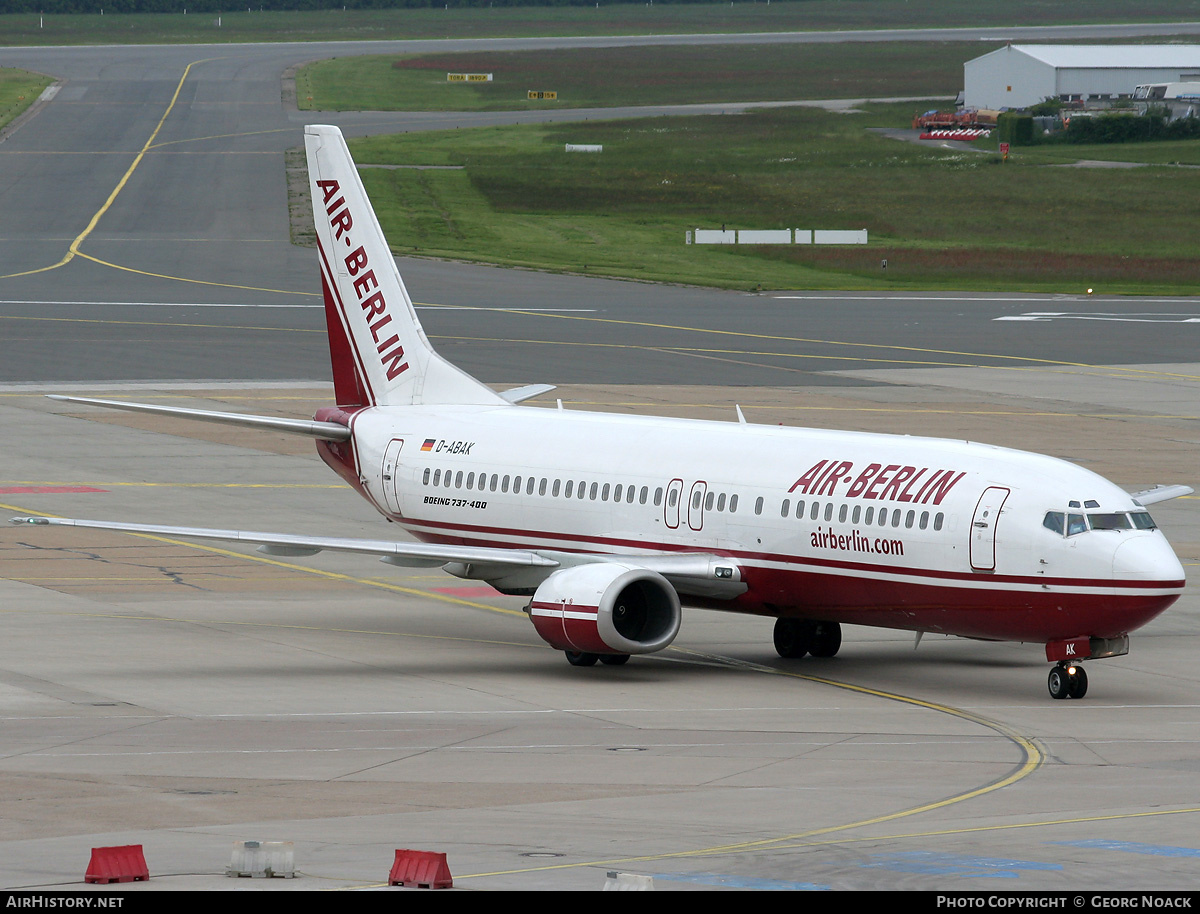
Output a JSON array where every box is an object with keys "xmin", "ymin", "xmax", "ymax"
[
  {"xmin": 500, "ymin": 384, "xmax": 557, "ymax": 404},
  {"xmin": 47, "ymin": 395, "xmax": 352, "ymax": 442},
  {"xmin": 1130, "ymin": 484, "xmax": 1194, "ymax": 506}
]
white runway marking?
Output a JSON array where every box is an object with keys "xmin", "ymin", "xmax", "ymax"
[{"xmin": 995, "ymin": 312, "xmax": 1200, "ymax": 323}]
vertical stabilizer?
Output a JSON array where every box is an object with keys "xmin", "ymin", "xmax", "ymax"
[{"xmin": 304, "ymin": 125, "xmax": 506, "ymax": 408}]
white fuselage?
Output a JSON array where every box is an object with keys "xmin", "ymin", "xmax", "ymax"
[{"xmin": 322, "ymin": 403, "xmax": 1185, "ymax": 645}]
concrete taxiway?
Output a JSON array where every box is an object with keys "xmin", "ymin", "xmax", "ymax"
[
  {"xmin": 0, "ymin": 373, "xmax": 1197, "ymax": 892},
  {"xmin": 0, "ymin": 33, "xmax": 1199, "ymax": 892}
]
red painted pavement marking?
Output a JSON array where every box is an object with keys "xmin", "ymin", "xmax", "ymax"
[{"xmin": 431, "ymin": 586, "xmax": 500, "ymax": 598}]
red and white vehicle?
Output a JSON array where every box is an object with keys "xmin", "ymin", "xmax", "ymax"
[{"xmin": 13, "ymin": 126, "xmax": 1189, "ymax": 700}]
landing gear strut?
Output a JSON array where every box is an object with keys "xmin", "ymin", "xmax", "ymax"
[
  {"xmin": 564, "ymin": 651, "xmax": 630, "ymax": 667},
  {"xmin": 773, "ymin": 619, "xmax": 841, "ymax": 659},
  {"xmin": 1047, "ymin": 662, "xmax": 1088, "ymax": 700}
]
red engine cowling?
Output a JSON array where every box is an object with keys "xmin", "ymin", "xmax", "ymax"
[{"xmin": 528, "ymin": 563, "xmax": 682, "ymax": 655}]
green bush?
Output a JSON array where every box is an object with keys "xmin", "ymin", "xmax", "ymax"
[
  {"xmin": 996, "ymin": 112, "xmax": 1035, "ymax": 146},
  {"xmin": 1063, "ymin": 111, "xmax": 1200, "ymax": 144}
]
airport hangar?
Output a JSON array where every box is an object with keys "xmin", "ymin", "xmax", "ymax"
[{"xmin": 963, "ymin": 44, "xmax": 1200, "ymax": 109}]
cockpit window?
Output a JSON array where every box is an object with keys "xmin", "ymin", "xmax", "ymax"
[
  {"xmin": 1088, "ymin": 513, "xmax": 1132, "ymax": 531},
  {"xmin": 1049, "ymin": 509, "xmax": 1156, "ymax": 536},
  {"xmin": 1130, "ymin": 511, "xmax": 1158, "ymax": 530}
]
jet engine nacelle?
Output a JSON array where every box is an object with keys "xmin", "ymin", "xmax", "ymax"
[{"xmin": 528, "ymin": 563, "xmax": 682, "ymax": 655}]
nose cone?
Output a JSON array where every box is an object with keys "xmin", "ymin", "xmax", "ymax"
[{"xmin": 1113, "ymin": 534, "xmax": 1186, "ymax": 583}]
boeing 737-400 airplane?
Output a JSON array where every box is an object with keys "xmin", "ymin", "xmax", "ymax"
[{"xmin": 12, "ymin": 125, "xmax": 1190, "ymax": 700}]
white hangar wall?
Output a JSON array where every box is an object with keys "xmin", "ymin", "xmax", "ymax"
[{"xmin": 963, "ymin": 45, "xmax": 1200, "ymax": 109}]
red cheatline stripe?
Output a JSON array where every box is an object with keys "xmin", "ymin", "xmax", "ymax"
[
  {"xmin": 398, "ymin": 515, "xmax": 1184, "ymax": 592},
  {"xmin": 0, "ymin": 485, "xmax": 107, "ymax": 494}
]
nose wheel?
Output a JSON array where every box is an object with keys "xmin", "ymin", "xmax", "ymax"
[{"xmin": 1047, "ymin": 662, "xmax": 1088, "ymax": 700}]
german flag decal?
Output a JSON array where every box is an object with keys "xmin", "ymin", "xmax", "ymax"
[{"xmin": 421, "ymin": 439, "xmax": 436, "ymax": 452}]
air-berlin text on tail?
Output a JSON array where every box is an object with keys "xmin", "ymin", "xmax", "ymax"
[
  {"xmin": 789, "ymin": 459, "xmax": 966, "ymax": 505},
  {"xmin": 317, "ymin": 178, "xmax": 409, "ymax": 381}
]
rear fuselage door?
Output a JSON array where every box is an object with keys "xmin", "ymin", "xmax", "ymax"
[{"xmin": 382, "ymin": 438, "xmax": 404, "ymax": 516}]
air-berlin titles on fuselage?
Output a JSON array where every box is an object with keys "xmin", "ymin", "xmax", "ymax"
[
  {"xmin": 317, "ymin": 178, "xmax": 409, "ymax": 381},
  {"xmin": 790, "ymin": 459, "xmax": 966, "ymax": 504}
]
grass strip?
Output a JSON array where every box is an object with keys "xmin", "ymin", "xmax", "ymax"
[{"xmin": 345, "ymin": 103, "xmax": 1200, "ymax": 294}]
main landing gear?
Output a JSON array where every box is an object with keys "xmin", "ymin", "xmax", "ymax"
[
  {"xmin": 773, "ymin": 619, "xmax": 842, "ymax": 660},
  {"xmin": 565, "ymin": 651, "xmax": 630, "ymax": 667},
  {"xmin": 1047, "ymin": 662, "xmax": 1088, "ymax": 700}
]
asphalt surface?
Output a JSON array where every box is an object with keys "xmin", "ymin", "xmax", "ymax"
[{"xmin": 0, "ymin": 29, "xmax": 1198, "ymax": 894}]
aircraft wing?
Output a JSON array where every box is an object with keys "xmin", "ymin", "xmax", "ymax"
[
  {"xmin": 7, "ymin": 516, "xmax": 741, "ymax": 597},
  {"xmin": 1130, "ymin": 485, "xmax": 1195, "ymax": 506},
  {"xmin": 9, "ymin": 515, "xmax": 556, "ymax": 569}
]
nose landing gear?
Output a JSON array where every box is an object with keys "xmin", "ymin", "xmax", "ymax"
[{"xmin": 1047, "ymin": 662, "xmax": 1088, "ymax": 700}]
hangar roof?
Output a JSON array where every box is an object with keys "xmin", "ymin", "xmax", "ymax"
[{"xmin": 1004, "ymin": 45, "xmax": 1200, "ymax": 70}]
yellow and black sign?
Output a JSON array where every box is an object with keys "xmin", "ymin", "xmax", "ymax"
[
  {"xmin": 447, "ymin": 73, "xmax": 493, "ymax": 82},
  {"xmin": 527, "ymin": 91, "xmax": 558, "ymax": 100}
]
